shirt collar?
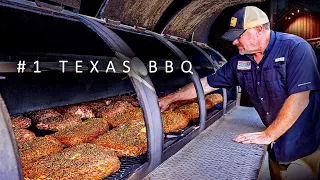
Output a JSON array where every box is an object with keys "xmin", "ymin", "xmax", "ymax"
[{"xmin": 264, "ymin": 30, "xmax": 276, "ymax": 57}]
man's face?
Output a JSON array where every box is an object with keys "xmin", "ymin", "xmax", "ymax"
[{"xmin": 232, "ymin": 28, "xmax": 260, "ymax": 55}]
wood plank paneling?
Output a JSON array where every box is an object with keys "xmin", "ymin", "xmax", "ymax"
[
  {"xmin": 277, "ymin": 9, "xmax": 320, "ymax": 54},
  {"xmin": 280, "ymin": 11, "xmax": 320, "ymax": 39}
]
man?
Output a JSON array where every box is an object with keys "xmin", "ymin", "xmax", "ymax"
[{"xmin": 159, "ymin": 6, "xmax": 320, "ymax": 179}]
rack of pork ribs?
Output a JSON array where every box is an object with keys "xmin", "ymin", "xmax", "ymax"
[{"xmin": 10, "ymin": 93, "xmax": 222, "ymax": 179}]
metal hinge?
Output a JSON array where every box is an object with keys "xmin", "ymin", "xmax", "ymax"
[
  {"xmin": 161, "ymin": 34, "xmax": 187, "ymax": 43},
  {"xmin": 105, "ymin": 19, "xmax": 121, "ymax": 26},
  {"xmin": 133, "ymin": 26, "xmax": 147, "ymax": 32},
  {"xmin": 191, "ymin": 41, "xmax": 209, "ymax": 49},
  {"xmin": 35, "ymin": 0, "xmax": 63, "ymax": 12}
]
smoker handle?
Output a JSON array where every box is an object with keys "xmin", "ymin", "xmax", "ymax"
[{"xmin": 0, "ymin": 94, "xmax": 23, "ymax": 180}]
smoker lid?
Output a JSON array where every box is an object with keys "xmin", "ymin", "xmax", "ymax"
[
  {"xmin": 98, "ymin": 0, "xmax": 174, "ymax": 30},
  {"xmin": 10, "ymin": 0, "xmax": 263, "ymax": 39},
  {"xmin": 162, "ymin": 0, "xmax": 264, "ymax": 38},
  {"xmin": 97, "ymin": 0, "xmax": 263, "ymax": 37}
]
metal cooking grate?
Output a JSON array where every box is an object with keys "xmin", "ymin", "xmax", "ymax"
[
  {"xmin": 106, "ymin": 102, "xmax": 224, "ymax": 179},
  {"xmin": 163, "ymin": 103, "xmax": 223, "ymax": 148},
  {"xmin": 106, "ymin": 155, "xmax": 147, "ymax": 180},
  {"xmin": 14, "ymin": 96, "xmax": 226, "ymax": 179}
]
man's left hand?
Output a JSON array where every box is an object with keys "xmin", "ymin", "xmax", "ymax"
[{"xmin": 233, "ymin": 131, "xmax": 274, "ymax": 145}]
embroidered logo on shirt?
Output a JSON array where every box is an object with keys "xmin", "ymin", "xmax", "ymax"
[
  {"xmin": 298, "ymin": 82, "xmax": 311, "ymax": 86},
  {"xmin": 237, "ymin": 61, "xmax": 251, "ymax": 70},
  {"xmin": 275, "ymin": 57, "xmax": 285, "ymax": 62}
]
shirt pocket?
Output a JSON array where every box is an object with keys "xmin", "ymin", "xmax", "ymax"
[
  {"xmin": 274, "ymin": 62, "xmax": 287, "ymax": 83},
  {"xmin": 263, "ymin": 63, "xmax": 287, "ymax": 98}
]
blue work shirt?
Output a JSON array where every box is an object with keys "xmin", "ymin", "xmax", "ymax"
[{"xmin": 207, "ymin": 31, "xmax": 320, "ymax": 163}]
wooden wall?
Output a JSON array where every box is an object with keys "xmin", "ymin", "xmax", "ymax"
[
  {"xmin": 284, "ymin": 15, "xmax": 320, "ymax": 39},
  {"xmin": 278, "ymin": 11, "xmax": 320, "ymax": 39},
  {"xmin": 276, "ymin": 8, "xmax": 320, "ymax": 54}
]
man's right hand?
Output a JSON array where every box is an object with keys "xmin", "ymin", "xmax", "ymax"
[{"xmin": 158, "ymin": 96, "xmax": 173, "ymax": 112}]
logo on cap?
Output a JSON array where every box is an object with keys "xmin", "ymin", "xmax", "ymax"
[{"xmin": 230, "ymin": 17, "xmax": 237, "ymax": 27}]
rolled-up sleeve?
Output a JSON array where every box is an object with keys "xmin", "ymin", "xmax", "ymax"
[{"xmin": 287, "ymin": 42, "xmax": 320, "ymax": 95}]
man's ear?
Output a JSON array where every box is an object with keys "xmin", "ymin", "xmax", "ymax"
[{"xmin": 255, "ymin": 25, "xmax": 263, "ymax": 35}]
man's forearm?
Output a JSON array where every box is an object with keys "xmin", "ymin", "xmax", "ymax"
[
  {"xmin": 233, "ymin": 90, "xmax": 311, "ymax": 145},
  {"xmin": 165, "ymin": 77, "xmax": 218, "ymax": 103},
  {"xmin": 265, "ymin": 90, "xmax": 310, "ymax": 141}
]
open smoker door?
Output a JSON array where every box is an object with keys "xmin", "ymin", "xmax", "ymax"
[
  {"xmin": 74, "ymin": 13, "xmax": 163, "ymax": 178},
  {"xmin": 0, "ymin": 94, "xmax": 23, "ymax": 179},
  {"xmin": 0, "ymin": 1, "xmax": 163, "ymax": 179}
]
